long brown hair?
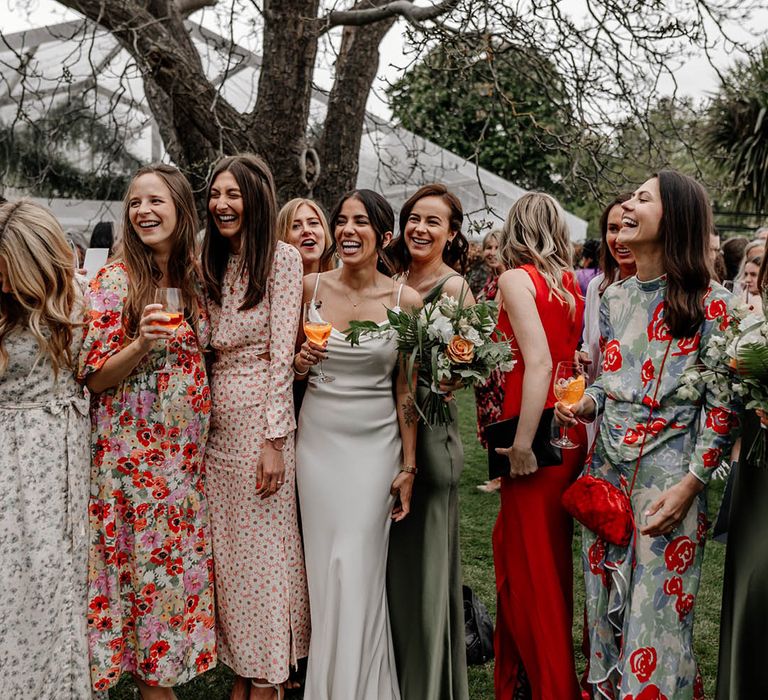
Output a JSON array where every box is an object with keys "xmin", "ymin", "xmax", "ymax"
[
  {"xmin": 388, "ymin": 183, "xmax": 469, "ymax": 275},
  {"xmin": 120, "ymin": 164, "xmax": 202, "ymax": 339},
  {"xmin": 656, "ymin": 170, "xmax": 714, "ymax": 338},
  {"xmin": 202, "ymin": 154, "xmax": 278, "ymax": 310},
  {"xmin": 0, "ymin": 200, "xmax": 83, "ymax": 376},
  {"xmin": 598, "ymin": 192, "xmax": 632, "ymax": 293}
]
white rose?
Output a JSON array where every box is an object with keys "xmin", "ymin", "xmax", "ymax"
[{"xmin": 427, "ymin": 315, "xmax": 455, "ymax": 345}]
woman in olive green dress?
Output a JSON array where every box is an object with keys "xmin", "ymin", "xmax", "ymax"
[
  {"xmin": 716, "ymin": 298, "xmax": 768, "ymax": 700},
  {"xmin": 386, "ymin": 183, "xmax": 472, "ymax": 700}
]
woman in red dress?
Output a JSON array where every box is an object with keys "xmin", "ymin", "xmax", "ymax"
[{"xmin": 492, "ymin": 192, "xmax": 585, "ymax": 700}]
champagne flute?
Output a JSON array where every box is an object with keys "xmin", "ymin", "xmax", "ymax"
[
  {"xmin": 303, "ymin": 301, "xmax": 335, "ymax": 383},
  {"xmin": 153, "ymin": 288, "xmax": 183, "ymax": 374},
  {"xmin": 551, "ymin": 360, "xmax": 586, "ymax": 448}
]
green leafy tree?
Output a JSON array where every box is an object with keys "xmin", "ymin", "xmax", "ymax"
[
  {"xmin": 704, "ymin": 45, "xmax": 768, "ymax": 215},
  {"xmin": 388, "ymin": 39, "xmax": 572, "ymax": 195}
]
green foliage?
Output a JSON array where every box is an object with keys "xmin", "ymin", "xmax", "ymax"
[
  {"xmin": 704, "ymin": 45, "xmax": 768, "ymax": 215},
  {"xmin": 0, "ymin": 96, "xmax": 141, "ymax": 200},
  {"xmin": 388, "ymin": 39, "xmax": 573, "ymax": 196}
]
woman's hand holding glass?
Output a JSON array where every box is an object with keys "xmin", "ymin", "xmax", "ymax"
[
  {"xmin": 554, "ymin": 395, "xmax": 597, "ymax": 427},
  {"xmin": 294, "ymin": 338, "xmax": 328, "ymax": 375},
  {"xmin": 137, "ymin": 303, "xmax": 175, "ymax": 352}
]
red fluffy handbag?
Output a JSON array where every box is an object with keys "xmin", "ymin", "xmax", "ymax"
[
  {"xmin": 562, "ymin": 339, "xmax": 673, "ymax": 547},
  {"xmin": 562, "ymin": 473, "xmax": 634, "ymax": 546}
]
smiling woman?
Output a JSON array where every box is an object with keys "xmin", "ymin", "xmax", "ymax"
[
  {"xmin": 200, "ymin": 154, "xmax": 309, "ymax": 700},
  {"xmin": 276, "ymin": 198, "xmax": 335, "ymax": 275}
]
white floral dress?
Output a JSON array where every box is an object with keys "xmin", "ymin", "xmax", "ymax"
[{"xmin": 0, "ymin": 320, "xmax": 92, "ymax": 699}]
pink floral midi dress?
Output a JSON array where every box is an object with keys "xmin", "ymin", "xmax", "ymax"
[{"xmin": 205, "ymin": 241, "xmax": 310, "ymax": 683}]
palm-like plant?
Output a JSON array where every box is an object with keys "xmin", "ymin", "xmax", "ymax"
[{"xmin": 704, "ymin": 46, "xmax": 768, "ymax": 215}]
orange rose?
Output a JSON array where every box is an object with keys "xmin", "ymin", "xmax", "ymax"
[{"xmin": 446, "ymin": 335, "xmax": 474, "ymax": 364}]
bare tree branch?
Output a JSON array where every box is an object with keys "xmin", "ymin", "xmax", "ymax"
[
  {"xmin": 319, "ymin": 0, "xmax": 461, "ymax": 33},
  {"xmin": 175, "ymin": 0, "xmax": 218, "ymax": 18}
]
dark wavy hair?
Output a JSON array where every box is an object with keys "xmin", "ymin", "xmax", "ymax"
[
  {"xmin": 387, "ymin": 183, "xmax": 469, "ymax": 275},
  {"xmin": 656, "ymin": 170, "xmax": 714, "ymax": 338},
  {"xmin": 324, "ymin": 189, "xmax": 395, "ymax": 273},
  {"xmin": 202, "ymin": 153, "xmax": 277, "ymax": 310},
  {"xmin": 598, "ymin": 192, "xmax": 632, "ymax": 293}
]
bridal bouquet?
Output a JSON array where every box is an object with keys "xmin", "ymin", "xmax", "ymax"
[{"xmin": 345, "ymin": 287, "xmax": 515, "ymax": 426}]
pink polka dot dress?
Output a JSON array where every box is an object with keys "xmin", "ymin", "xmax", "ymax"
[{"xmin": 205, "ymin": 242, "xmax": 309, "ymax": 682}]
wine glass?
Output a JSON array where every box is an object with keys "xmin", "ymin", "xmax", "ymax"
[
  {"xmin": 551, "ymin": 360, "xmax": 586, "ymax": 449},
  {"xmin": 153, "ymin": 288, "xmax": 183, "ymax": 374},
  {"xmin": 303, "ymin": 301, "xmax": 335, "ymax": 383}
]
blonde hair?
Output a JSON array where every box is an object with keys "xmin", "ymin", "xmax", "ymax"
[
  {"xmin": 482, "ymin": 229, "xmax": 501, "ymax": 249},
  {"xmin": 0, "ymin": 200, "xmax": 83, "ymax": 376},
  {"xmin": 499, "ymin": 192, "xmax": 577, "ymax": 315},
  {"xmin": 276, "ymin": 198, "xmax": 335, "ymax": 272}
]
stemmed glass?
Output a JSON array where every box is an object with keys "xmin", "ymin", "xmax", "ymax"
[
  {"xmin": 153, "ymin": 288, "xmax": 183, "ymax": 374},
  {"xmin": 551, "ymin": 360, "xmax": 586, "ymax": 449},
  {"xmin": 303, "ymin": 301, "xmax": 335, "ymax": 383}
]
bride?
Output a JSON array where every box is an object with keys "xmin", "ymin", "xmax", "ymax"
[{"xmin": 293, "ymin": 189, "xmax": 421, "ymax": 700}]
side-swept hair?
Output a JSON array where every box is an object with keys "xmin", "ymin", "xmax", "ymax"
[
  {"xmin": 499, "ymin": 192, "xmax": 577, "ymax": 316},
  {"xmin": 0, "ymin": 200, "xmax": 83, "ymax": 376},
  {"xmin": 655, "ymin": 170, "xmax": 714, "ymax": 338},
  {"xmin": 202, "ymin": 153, "xmax": 278, "ymax": 310}
]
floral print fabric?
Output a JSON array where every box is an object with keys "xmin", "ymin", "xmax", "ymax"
[
  {"xmin": 82, "ymin": 262, "xmax": 216, "ymax": 691},
  {"xmin": 205, "ymin": 241, "xmax": 310, "ymax": 682},
  {"xmin": 582, "ymin": 276, "xmax": 738, "ymax": 699},
  {"xmin": 0, "ymin": 318, "xmax": 92, "ymax": 699}
]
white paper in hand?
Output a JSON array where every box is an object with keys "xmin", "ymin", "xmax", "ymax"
[{"xmin": 83, "ymin": 248, "xmax": 110, "ymax": 280}]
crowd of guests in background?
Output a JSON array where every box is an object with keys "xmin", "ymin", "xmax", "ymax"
[{"xmin": 0, "ymin": 161, "xmax": 766, "ymax": 700}]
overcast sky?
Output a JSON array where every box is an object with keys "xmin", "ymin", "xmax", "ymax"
[{"xmin": 4, "ymin": 0, "xmax": 767, "ymax": 119}]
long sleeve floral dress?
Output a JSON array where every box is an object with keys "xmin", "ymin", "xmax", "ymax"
[
  {"xmin": 0, "ymin": 303, "xmax": 92, "ymax": 699},
  {"xmin": 205, "ymin": 241, "xmax": 310, "ymax": 684},
  {"xmin": 582, "ymin": 275, "xmax": 738, "ymax": 700},
  {"xmin": 81, "ymin": 262, "xmax": 216, "ymax": 691}
]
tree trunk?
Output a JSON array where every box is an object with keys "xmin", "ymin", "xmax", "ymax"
[
  {"xmin": 251, "ymin": 0, "xmax": 321, "ymax": 204},
  {"xmin": 314, "ymin": 12, "xmax": 396, "ymax": 211}
]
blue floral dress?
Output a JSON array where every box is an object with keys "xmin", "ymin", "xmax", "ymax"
[{"xmin": 582, "ymin": 275, "xmax": 738, "ymax": 700}]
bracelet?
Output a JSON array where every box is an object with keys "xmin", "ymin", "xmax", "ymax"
[
  {"xmin": 266, "ymin": 436, "xmax": 287, "ymax": 451},
  {"xmin": 293, "ymin": 357, "xmax": 310, "ymax": 376},
  {"xmin": 400, "ymin": 464, "xmax": 418, "ymax": 475}
]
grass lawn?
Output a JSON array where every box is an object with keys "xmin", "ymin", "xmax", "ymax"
[{"xmin": 110, "ymin": 390, "xmax": 726, "ymax": 699}]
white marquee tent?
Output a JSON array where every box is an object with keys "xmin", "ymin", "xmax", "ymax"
[{"xmin": 0, "ymin": 19, "xmax": 588, "ymax": 242}]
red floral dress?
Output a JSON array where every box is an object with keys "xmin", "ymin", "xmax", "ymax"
[
  {"xmin": 582, "ymin": 275, "xmax": 739, "ymax": 699},
  {"xmin": 81, "ymin": 262, "xmax": 216, "ymax": 691}
]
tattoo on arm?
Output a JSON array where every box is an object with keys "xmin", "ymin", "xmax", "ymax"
[{"xmin": 402, "ymin": 398, "xmax": 419, "ymax": 426}]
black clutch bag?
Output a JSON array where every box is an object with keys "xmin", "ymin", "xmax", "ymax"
[{"xmin": 486, "ymin": 408, "xmax": 562, "ymax": 479}]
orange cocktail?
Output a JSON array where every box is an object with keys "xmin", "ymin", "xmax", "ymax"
[{"xmin": 304, "ymin": 321, "xmax": 332, "ymax": 346}]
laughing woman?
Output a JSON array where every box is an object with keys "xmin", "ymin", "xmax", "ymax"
[
  {"xmin": 557, "ymin": 171, "xmax": 739, "ymax": 699},
  {"xmin": 385, "ymin": 183, "xmax": 472, "ymax": 700},
  {"xmin": 82, "ymin": 165, "xmax": 216, "ymax": 699},
  {"xmin": 202, "ymin": 155, "xmax": 309, "ymax": 700}
]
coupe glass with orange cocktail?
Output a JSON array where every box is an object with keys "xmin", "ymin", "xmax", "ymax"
[{"xmin": 303, "ymin": 301, "xmax": 335, "ymax": 383}]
